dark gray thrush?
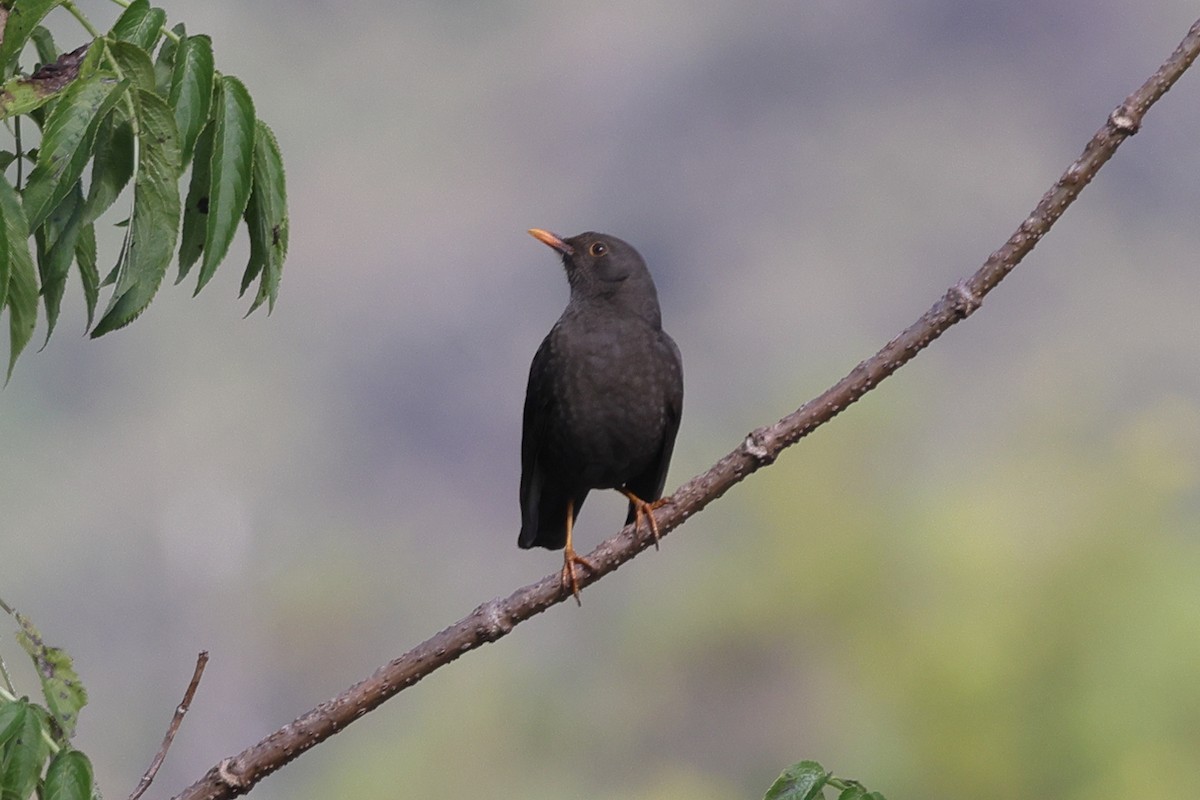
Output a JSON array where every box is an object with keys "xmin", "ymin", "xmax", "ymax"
[{"xmin": 519, "ymin": 229, "xmax": 683, "ymax": 603}]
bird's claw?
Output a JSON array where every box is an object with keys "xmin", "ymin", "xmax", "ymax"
[
  {"xmin": 622, "ymin": 491, "xmax": 668, "ymax": 550},
  {"xmin": 561, "ymin": 548, "xmax": 596, "ymax": 606}
]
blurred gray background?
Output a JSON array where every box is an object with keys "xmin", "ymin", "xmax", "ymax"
[{"xmin": 3, "ymin": 2, "xmax": 1200, "ymax": 798}]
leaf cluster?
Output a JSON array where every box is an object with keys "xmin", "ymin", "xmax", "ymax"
[
  {"xmin": 764, "ymin": 761, "xmax": 888, "ymax": 800},
  {"xmin": 0, "ymin": 0, "xmax": 289, "ymax": 380},
  {"xmin": 0, "ymin": 600, "xmax": 93, "ymax": 800}
]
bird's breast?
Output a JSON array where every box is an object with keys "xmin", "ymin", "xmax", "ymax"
[{"xmin": 540, "ymin": 316, "xmax": 679, "ymax": 487}]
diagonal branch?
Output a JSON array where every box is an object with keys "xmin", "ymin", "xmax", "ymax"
[
  {"xmin": 168, "ymin": 17, "xmax": 1200, "ymax": 800},
  {"xmin": 131, "ymin": 652, "xmax": 209, "ymax": 800}
]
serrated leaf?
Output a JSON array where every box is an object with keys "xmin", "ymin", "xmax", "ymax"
[
  {"xmin": 103, "ymin": 39, "xmax": 156, "ymax": 94},
  {"xmin": 194, "ymin": 75, "xmax": 254, "ymax": 295},
  {"xmin": 0, "ymin": 701, "xmax": 26, "ymax": 748},
  {"xmin": 765, "ymin": 761, "xmax": 830, "ymax": 800},
  {"xmin": 241, "ymin": 120, "xmax": 287, "ymax": 314},
  {"xmin": 110, "ymin": 0, "xmax": 166, "ymax": 53},
  {"xmin": 0, "ymin": 173, "xmax": 38, "ymax": 381},
  {"xmin": 35, "ymin": 183, "xmax": 85, "ymax": 344},
  {"xmin": 153, "ymin": 22, "xmax": 185, "ymax": 96},
  {"xmin": 22, "ymin": 72, "xmax": 126, "ymax": 230},
  {"xmin": 30, "ymin": 25, "xmax": 58, "ymax": 65},
  {"xmin": 0, "ymin": 700, "xmax": 48, "ymax": 800},
  {"xmin": 92, "ymin": 89, "xmax": 180, "ymax": 336},
  {"xmin": 167, "ymin": 34, "xmax": 212, "ymax": 166},
  {"xmin": 74, "ymin": 222, "xmax": 98, "ymax": 329},
  {"xmin": 42, "ymin": 749, "xmax": 93, "ymax": 800},
  {"xmin": 0, "ymin": 0, "xmax": 65, "ymax": 72},
  {"xmin": 82, "ymin": 109, "xmax": 134, "ymax": 224},
  {"xmin": 0, "ymin": 177, "xmax": 8, "ymax": 313},
  {"xmin": 176, "ymin": 120, "xmax": 212, "ymax": 280},
  {"xmin": 12, "ymin": 611, "xmax": 87, "ymax": 741},
  {"xmin": 37, "ymin": 178, "xmax": 78, "ymax": 253}
]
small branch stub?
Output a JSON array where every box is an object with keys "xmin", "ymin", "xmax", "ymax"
[
  {"xmin": 742, "ymin": 430, "xmax": 774, "ymax": 465},
  {"xmin": 129, "ymin": 651, "xmax": 209, "ymax": 800},
  {"xmin": 216, "ymin": 759, "xmax": 247, "ymax": 789},
  {"xmin": 1108, "ymin": 106, "xmax": 1140, "ymax": 134}
]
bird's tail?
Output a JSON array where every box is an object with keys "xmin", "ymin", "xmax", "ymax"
[{"xmin": 519, "ymin": 489, "xmax": 587, "ymax": 550}]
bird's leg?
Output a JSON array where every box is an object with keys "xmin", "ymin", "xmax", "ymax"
[
  {"xmin": 619, "ymin": 489, "xmax": 668, "ymax": 550},
  {"xmin": 561, "ymin": 499, "xmax": 596, "ymax": 606}
]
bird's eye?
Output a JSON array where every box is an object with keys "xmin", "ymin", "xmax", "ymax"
[{"xmin": 589, "ymin": 242, "xmax": 607, "ymax": 257}]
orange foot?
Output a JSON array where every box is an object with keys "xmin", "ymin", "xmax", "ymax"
[
  {"xmin": 620, "ymin": 490, "xmax": 669, "ymax": 550},
  {"xmin": 561, "ymin": 546, "xmax": 596, "ymax": 606}
]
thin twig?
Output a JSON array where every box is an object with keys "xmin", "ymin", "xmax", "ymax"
[
  {"xmin": 169, "ymin": 17, "xmax": 1200, "ymax": 800},
  {"xmin": 131, "ymin": 651, "xmax": 209, "ymax": 800}
]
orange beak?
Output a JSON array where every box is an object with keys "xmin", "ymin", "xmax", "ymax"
[{"xmin": 528, "ymin": 228, "xmax": 574, "ymax": 256}]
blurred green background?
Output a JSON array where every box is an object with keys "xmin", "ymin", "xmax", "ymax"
[{"xmin": 3, "ymin": 2, "xmax": 1200, "ymax": 798}]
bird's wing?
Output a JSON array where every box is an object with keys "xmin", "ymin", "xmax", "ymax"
[
  {"xmin": 623, "ymin": 334, "xmax": 684, "ymax": 522},
  {"xmin": 518, "ymin": 334, "xmax": 555, "ymax": 547}
]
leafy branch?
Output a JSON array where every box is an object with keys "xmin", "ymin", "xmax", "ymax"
[
  {"xmin": 764, "ymin": 761, "xmax": 887, "ymax": 800},
  {"xmin": 0, "ymin": 0, "xmax": 289, "ymax": 381},
  {"xmin": 0, "ymin": 598, "xmax": 93, "ymax": 800},
  {"xmin": 165, "ymin": 15, "xmax": 1200, "ymax": 800}
]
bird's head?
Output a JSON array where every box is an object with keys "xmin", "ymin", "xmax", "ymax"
[{"xmin": 528, "ymin": 229, "xmax": 662, "ymax": 327}]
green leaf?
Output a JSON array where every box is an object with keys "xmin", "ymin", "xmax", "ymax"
[
  {"xmin": 22, "ymin": 72, "xmax": 126, "ymax": 230},
  {"xmin": 167, "ymin": 34, "xmax": 213, "ymax": 166},
  {"xmin": 92, "ymin": 89, "xmax": 180, "ymax": 336},
  {"xmin": 0, "ymin": 173, "xmax": 38, "ymax": 382},
  {"xmin": 42, "ymin": 749, "xmax": 93, "ymax": 800},
  {"xmin": 0, "ymin": 180, "xmax": 8, "ymax": 313},
  {"xmin": 241, "ymin": 120, "xmax": 287, "ymax": 314},
  {"xmin": 176, "ymin": 119, "xmax": 211, "ymax": 280},
  {"xmin": 765, "ymin": 761, "xmax": 830, "ymax": 800},
  {"xmin": 153, "ymin": 22, "xmax": 185, "ymax": 96},
  {"xmin": 76, "ymin": 36, "xmax": 106, "ymax": 80},
  {"xmin": 103, "ymin": 39, "xmax": 156, "ymax": 95},
  {"xmin": 12, "ymin": 611, "xmax": 87, "ymax": 742},
  {"xmin": 194, "ymin": 75, "xmax": 254, "ymax": 295},
  {"xmin": 35, "ymin": 182, "xmax": 85, "ymax": 344},
  {"xmin": 110, "ymin": 0, "xmax": 167, "ymax": 53},
  {"xmin": 835, "ymin": 787, "xmax": 867, "ymax": 800},
  {"xmin": 74, "ymin": 222, "xmax": 98, "ymax": 329},
  {"xmin": 82, "ymin": 109, "xmax": 134, "ymax": 224},
  {"xmin": 0, "ymin": 0, "xmax": 65, "ymax": 72},
  {"xmin": 0, "ymin": 701, "xmax": 48, "ymax": 800},
  {"xmin": 0, "ymin": 701, "xmax": 26, "ymax": 748},
  {"xmin": 30, "ymin": 25, "xmax": 57, "ymax": 65}
]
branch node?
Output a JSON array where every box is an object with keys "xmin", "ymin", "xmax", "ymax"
[
  {"xmin": 476, "ymin": 599, "xmax": 514, "ymax": 641},
  {"xmin": 1108, "ymin": 106, "xmax": 1140, "ymax": 134},
  {"xmin": 949, "ymin": 281, "xmax": 982, "ymax": 317},
  {"xmin": 216, "ymin": 759, "xmax": 248, "ymax": 790},
  {"xmin": 742, "ymin": 429, "xmax": 775, "ymax": 466}
]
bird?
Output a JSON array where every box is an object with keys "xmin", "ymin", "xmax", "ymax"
[{"xmin": 519, "ymin": 228, "xmax": 683, "ymax": 604}]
